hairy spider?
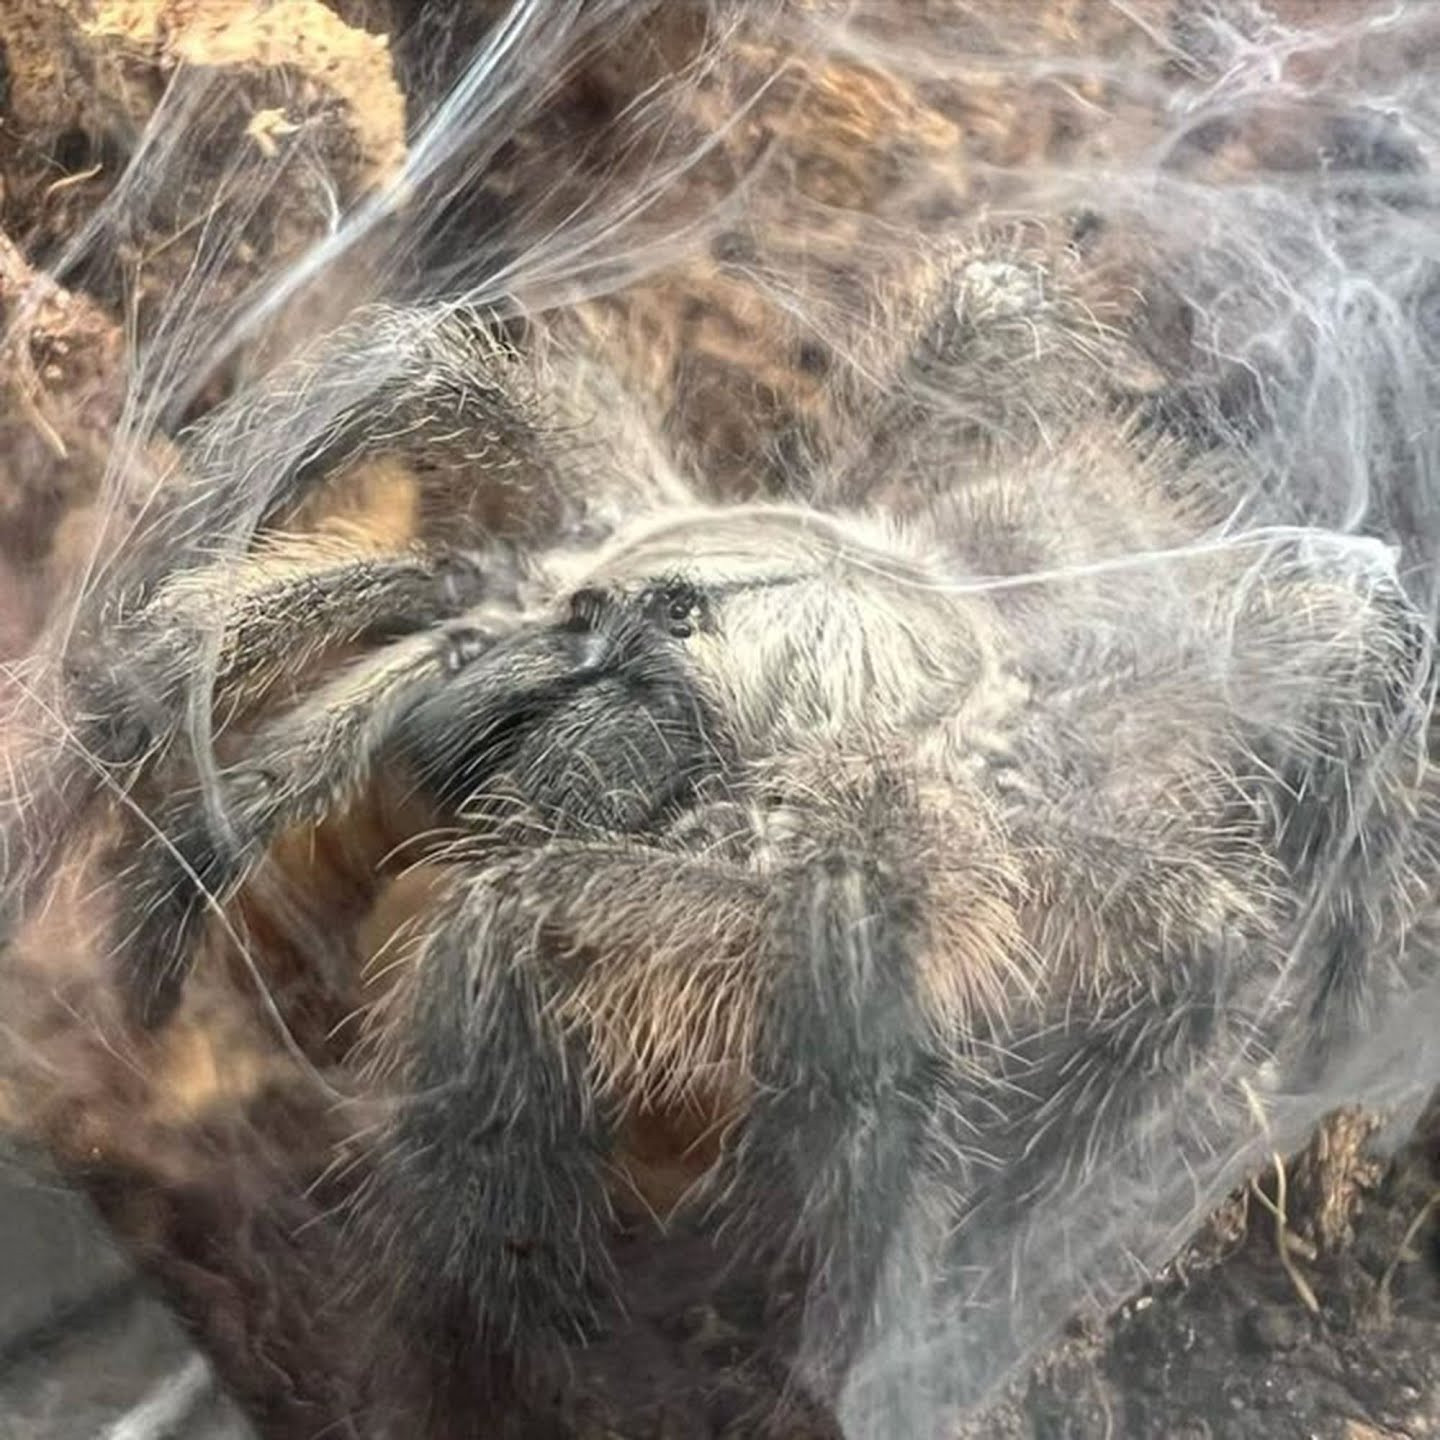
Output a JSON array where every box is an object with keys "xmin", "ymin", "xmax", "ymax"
[{"xmin": 7, "ymin": 247, "xmax": 1432, "ymax": 1434}]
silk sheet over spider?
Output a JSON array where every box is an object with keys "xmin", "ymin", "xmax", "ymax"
[{"xmin": 4, "ymin": 3, "xmax": 1440, "ymax": 1437}]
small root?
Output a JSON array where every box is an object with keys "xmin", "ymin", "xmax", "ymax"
[
  {"xmin": 1249, "ymin": 1151, "xmax": 1321, "ymax": 1315},
  {"xmin": 1376, "ymin": 1188, "xmax": 1440, "ymax": 1317}
]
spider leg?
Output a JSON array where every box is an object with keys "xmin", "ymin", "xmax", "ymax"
[
  {"xmin": 361, "ymin": 871, "xmax": 615, "ymax": 1371},
  {"xmin": 911, "ymin": 557, "xmax": 1433, "ymax": 1414},
  {"xmin": 113, "ymin": 607, "xmax": 523, "ymax": 1028},
  {"xmin": 100, "ymin": 305, "xmax": 547, "ymax": 601},
  {"xmin": 403, "ymin": 790, "xmax": 977, "ymax": 1395}
]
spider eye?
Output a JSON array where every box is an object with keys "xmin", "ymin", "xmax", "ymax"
[{"xmin": 644, "ymin": 582, "xmax": 703, "ymax": 638}]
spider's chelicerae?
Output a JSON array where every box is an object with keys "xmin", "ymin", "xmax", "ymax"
[{"xmin": 21, "ymin": 235, "xmax": 1434, "ymax": 1432}]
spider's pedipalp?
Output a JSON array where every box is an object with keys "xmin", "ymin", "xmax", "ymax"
[
  {"xmin": 114, "ymin": 605, "xmax": 527, "ymax": 1027},
  {"xmin": 356, "ymin": 834, "xmax": 770, "ymax": 1423},
  {"xmin": 151, "ymin": 539, "xmax": 503, "ymax": 690},
  {"xmin": 741, "ymin": 860, "xmax": 935, "ymax": 1352},
  {"xmin": 0, "ymin": 535, "xmax": 520, "ymax": 985},
  {"xmin": 362, "ymin": 868, "xmax": 618, "ymax": 1371}
]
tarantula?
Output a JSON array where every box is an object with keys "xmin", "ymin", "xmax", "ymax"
[{"xmin": 8, "ymin": 253, "xmax": 1430, "ymax": 1435}]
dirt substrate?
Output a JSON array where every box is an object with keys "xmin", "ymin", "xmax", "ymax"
[
  {"xmin": 547, "ymin": 1111, "xmax": 1440, "ymax": 1439},
  {"xmin": 972, "ymin": 1114, "xmax": 1440, "ymax": 1440}
]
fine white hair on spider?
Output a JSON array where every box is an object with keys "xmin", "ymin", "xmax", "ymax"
[{"xmin": 1, "ymin": 2, "xmax": 1439, "ymax": 1438}]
